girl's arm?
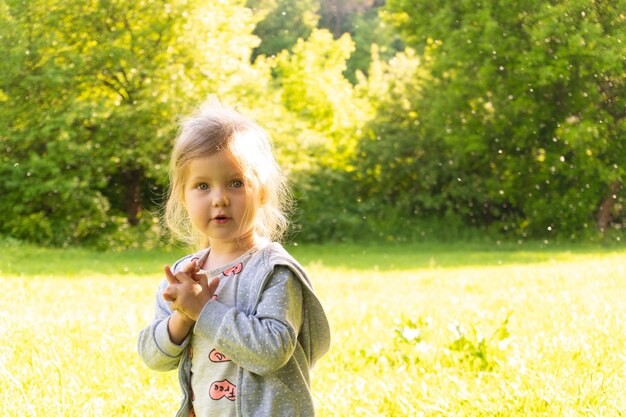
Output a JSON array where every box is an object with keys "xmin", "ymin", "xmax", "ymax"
[
  {"xmin": 193, "ymin": 266, "xmax": 303, "ymax": 376},
  {"xmin": 167, "ymin": 311, "xmax": 195, "ymax": 345},
  {"xmin": 137, "ymin": 279, "xmax": 192, "ymax": 371}
]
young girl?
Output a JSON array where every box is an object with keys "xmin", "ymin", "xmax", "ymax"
[{"xmin": 138, "ymin": 100, "xmax": 331, "ymax": 417}]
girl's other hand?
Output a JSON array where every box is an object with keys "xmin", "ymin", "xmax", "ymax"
[
  {"xmin": 163, "ymin": 260, "xmax": 199, "ymax": 302},
  {"xmin": 163, "ymin": 262, "xmax": 220, "ymax": 321}
]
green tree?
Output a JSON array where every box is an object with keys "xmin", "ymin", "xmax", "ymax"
[
  {"xmin": 0, "ymin": 0, "xmax": 112, "ymax": 244},
  {"xmin": 318, "ymin": 0, "xmax": 382, "ymax": 38},
  {"xmin": 352, "ymin": 46, "xmax": 450, "ymax": 239},
  {"xmin": 247, "ymin": 0, "xmax": 319, "ymax": 61},
  {"xmin": 0, "ymin": 0, "xmax": 265, "ymax": 246},
  {"xmin": 268, "ymin": 28, "xmax": 375, "ymax": 240},
  {"xmin": 272, "ymin": 29, "xmax": 366, "ymax": 157},
  {"xmin": 345, "ymin": 3, "xmax": 404, "ymax": 83},
  {"xmin": 382, "ymin": 0, "xmax": 626, "ymax": 238}
]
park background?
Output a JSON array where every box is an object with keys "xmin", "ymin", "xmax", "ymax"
[
  {"xmin": 2, "ymin": 0, "xmax": 626, "ymax": 248},
  {"xmin": 1, "ymin": 0, "xmax": 626, "ymax": 416}
]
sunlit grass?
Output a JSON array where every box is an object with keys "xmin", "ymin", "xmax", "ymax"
[{"xmin": 1, "ymin": 242, "xmax": 625, "ymax": 416}]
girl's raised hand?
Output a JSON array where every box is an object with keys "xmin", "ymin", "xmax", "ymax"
[
  {"xmin": 163, "ymin": 260, "xmax": 220, "ymax": 321},
  {"xmin": 164, "ymin": 259, "xmax": 199, "ymax": 285}
]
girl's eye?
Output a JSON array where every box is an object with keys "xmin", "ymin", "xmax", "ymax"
[
  {"xmin": 196, "ymin": 183, "xmax": 209, "ymax": 190},
  {"xmin": 231, "ymin": 180, "xmax": 244, "ymax": 188}
]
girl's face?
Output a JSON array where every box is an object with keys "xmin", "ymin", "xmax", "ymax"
[{"xmin": 183, "ymin": 150, "xmax": 262, "ymax": 250}]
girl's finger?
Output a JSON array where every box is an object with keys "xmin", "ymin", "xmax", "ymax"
[
  {"xmin": 163, "ymin": 286, "xmax": 176, "ymax": 303},
  {"xmin": 197, "ymin": 273, "xmax": 208, "ymax": 288},
  {"xmin": 175, "ymin": 260, "xmax": 198, "ymax": 283},
  {"xmin": 191, "ymin": 270, "xmax": 205, "ymax": 283},
  {"xmin": 196, "ymin": 274, "xmax": 219, "ymax": 299},
  {"xmin": 182, "ymin": 259, "xmax": 198, "ymax": 275},
  {"xmin": 175, "ymin": 270, "xmax": 193, "ymax": 284},
  {"xmin": 164, "ymin": 265, "xmax": 177, "ymax": 284},
  {"xmin": 208, "ymin": 276, "xmax": 220, "ymax": 294},
  {"xmin": 167, "ymin": 289, "xmax": 180, "ymax": 311},
  {"xmin": 205, "ymin": 276, "xmax": 220, "ymax": 299}
]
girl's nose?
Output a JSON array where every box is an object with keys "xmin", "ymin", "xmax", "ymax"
[{"xmin": 212, "ymin": 193, "xmax": 229, "ymax": 207}]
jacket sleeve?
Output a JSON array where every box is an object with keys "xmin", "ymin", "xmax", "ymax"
[
  {"xmin": 137, "ymin": 278, "xmax": 191, "ymax": 371},
  {"xmin": 193, "ymin": 266, "xmax": 303, "ymax": 376}
]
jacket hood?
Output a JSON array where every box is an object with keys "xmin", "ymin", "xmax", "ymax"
[{"xmin": 262, "ymin": 242, "xmax": 331, "ymax": 367}]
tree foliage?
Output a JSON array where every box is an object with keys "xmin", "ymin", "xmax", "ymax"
[
  {"xmin": 1, "ymin": 0, "xmax": 625, "ymax": 247},
  {"xmin": 247, "ymin": 0, "xmax": 319, "ymax": 61},
  {"xmin": 0, "ymin": 0, "xmax": 265, "ymax": 246},
  {"xmin": 378, "ymin": 0, "xmax": 626, "ymax": 238}
]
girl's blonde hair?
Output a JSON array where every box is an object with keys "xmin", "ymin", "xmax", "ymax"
[{"xmin": 165, "ymin": 99, "xmax": 291, "ymax": 248}]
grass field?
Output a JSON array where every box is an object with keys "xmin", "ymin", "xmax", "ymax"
[{"xmin": 1, "ymin": 241, "xmax": 625, "ymax": 416}]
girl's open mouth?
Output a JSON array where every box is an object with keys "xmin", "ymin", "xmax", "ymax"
[{"xmin": 213, "ymin": 215, "xmax": 231, "ymax": 224}]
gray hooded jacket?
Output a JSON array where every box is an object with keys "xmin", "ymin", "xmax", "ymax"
[{"xmin": 138, "ymin": 242, "xmax": 331, "ymax": 417}]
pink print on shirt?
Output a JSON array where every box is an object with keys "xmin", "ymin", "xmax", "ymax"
[
  {"xmin": 209, "ymin": 349, "xmax": 230, "ymax": 363},
  {"xmin": 223, "ymin": 262, "xmax": 243, "ymax": 276},
  {"xmin": 210, "ymin": 379, "xmax": 236, "ymax": 401}
]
